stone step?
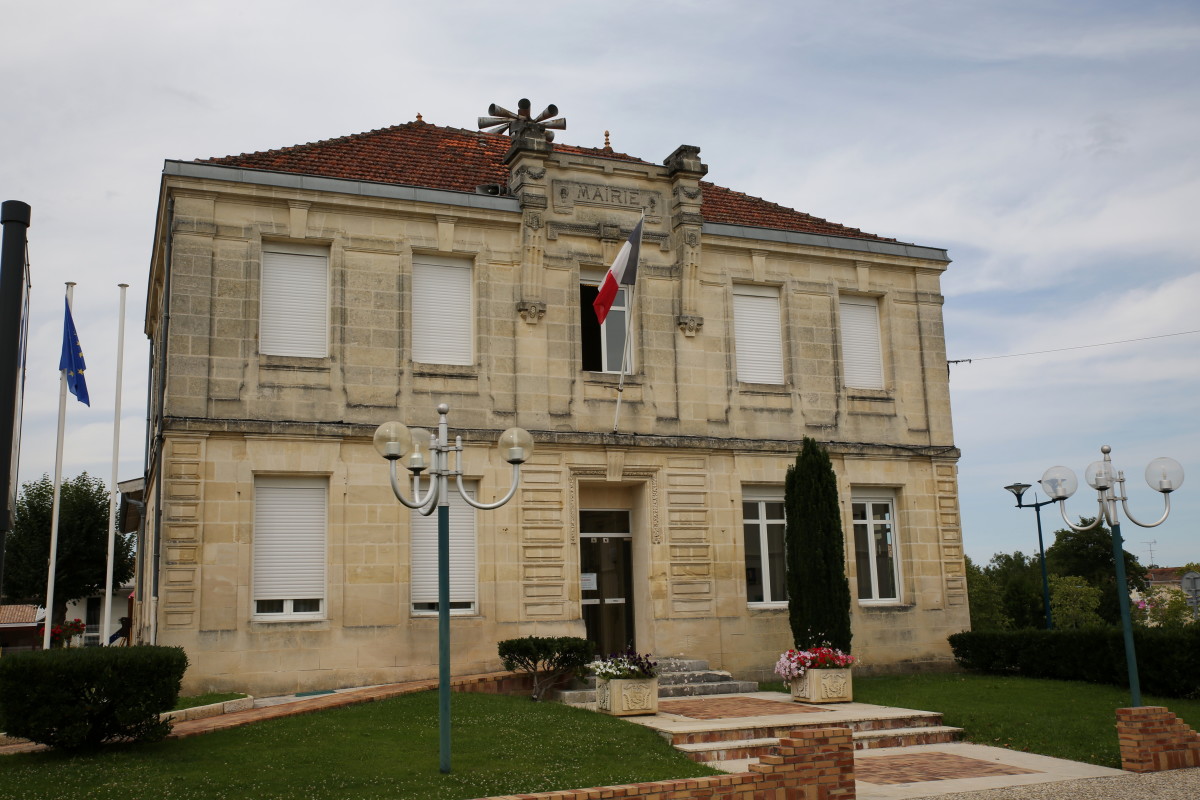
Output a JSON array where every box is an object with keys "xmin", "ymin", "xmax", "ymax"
[
  {"xmin": 555, "ymin": 678, "xmax": 759, "ymax": 706},
  {"xmin": 572, "ymin": 669, "xmax": 749, "ymax": 689},
  {"xmin": 674, "ymin": 725, "xmax": 963, "ymax": 764},
  {"xmin": 666, "ymin": 712, "xmax": 949, "ymax": 745}
]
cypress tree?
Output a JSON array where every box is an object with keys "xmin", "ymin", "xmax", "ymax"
[{"xmin": 785, "ymin": 438, "xmax": 852, "ymax": 652}]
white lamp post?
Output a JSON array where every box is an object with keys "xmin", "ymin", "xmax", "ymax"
[
  {"xmin": 373, "ymin": 404, "xmax": 533, "ymax": 774},
  {"xmin": 1039, "ymin": 445, "xmax": 1184, "ymax": 707}
]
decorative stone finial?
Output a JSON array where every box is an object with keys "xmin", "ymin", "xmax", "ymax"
[
  {"xmin": 416, "ymin": 112, "xmax": 423, "ymax": 122},
  {"xmin": 603, "ymin": 130, "xmax": 612, "ymax": 152}
]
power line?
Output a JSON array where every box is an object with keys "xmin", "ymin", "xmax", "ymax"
[{"xmin": 948, "ymin": 329, "xmax": 1200, "ymax": 365}]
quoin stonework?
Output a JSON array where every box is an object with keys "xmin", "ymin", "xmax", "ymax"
[{"xmin": 132, "ymin": 106, "xmax": 968, "ymax": 695}]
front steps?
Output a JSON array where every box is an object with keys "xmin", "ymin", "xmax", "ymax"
[{"xmin": 553, "ymin": 657, "xmax": 758, "ymax": 705}]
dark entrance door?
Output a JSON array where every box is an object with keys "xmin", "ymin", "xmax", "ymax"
[{"xmin": 580, "ymin": 510, "xmax": 633, "ymax": 655}]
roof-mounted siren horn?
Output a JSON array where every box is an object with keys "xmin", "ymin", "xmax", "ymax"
[
  {"xmin": 532, "ymin": 104, "xmax": 558, "ymax": 123},
  {"xmin": 477, "ymin": 116, "xmax": 512, "ymax": 134}
]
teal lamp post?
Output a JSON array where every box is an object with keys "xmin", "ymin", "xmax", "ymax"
[
  {"xmin": 1039, "ymin": 446, "xmax": 1184, "ymax": 707},
  {"xmin": 1003, "ymin": 483, "xmax": 1056, "ymax": 629},
  {"xmin": 374, "ymin": 404, "xmax": 533, "ymax": 773}
]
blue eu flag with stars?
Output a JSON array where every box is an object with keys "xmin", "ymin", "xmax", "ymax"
[{"xmin": 60, "ymin": 297, "xmax": 89, "ymax": 406}]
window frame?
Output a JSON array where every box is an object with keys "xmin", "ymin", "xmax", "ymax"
[
  {"xmin": 839, "ymin": 295, "xmax": 885, "ymax": 390},
  {"xmin": 579, "ymin": 271, "xmax": 633, "ymax": 374},
  {"xmin": 732, "ymin": 284, "xmax": 785, "ymax": 385},
  {"xmin": 411, "ymin": 254, "xmax": 475, "ymax": 366},
  {"xmin": 742, "ymin": 488, "xmax": 788, "ymax": 607},
  {"xmin": 252, "ymin": 475, "xmax": 328, "ymax": 622},
  {"xmin": 410, "ymin": 484, "xmax": 478, "ymax": 616},
  {"xmin": 851, "ymin": 491, "xmax": 902, "ymax": 604},
  {"xmin": 259, "ymin": 242, "xmax": 330, "ymax": 359}
]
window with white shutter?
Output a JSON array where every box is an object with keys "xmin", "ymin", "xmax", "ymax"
[
  {"xmin": 411, "ymin": 485, "xmax": 477, "ymax": 614},
  {"xmin": 260, "ymin": 244, "xmax": 329, "ymax": 358},
  {"xmin": 253, "ymin": 476, "xmax": 327, "ymax": 620},
  {"xmin": 733, "ymin": 285, "xmax": 784, "ymax": 385},
  {"xmin": 839, "ymin": 297, "xmax": 884, "ymax": 389},
  {"xmin": 412, "ymin": 256, "xmax": 473, "ymax": 365}
]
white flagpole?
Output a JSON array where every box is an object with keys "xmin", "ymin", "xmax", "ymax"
[
  {"xmin": 611, "ymin": 214, "xmax": 644, "ymax": 433},
  {"xmin": 102, "ymin": 284, "xmax": 128, "ymax": 645},
  {"xmin": 43, "ymin": 282, "xmax": 74, "ymax": 649}
]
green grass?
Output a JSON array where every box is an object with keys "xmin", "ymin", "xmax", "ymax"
[
  {"xmin": 0, "ymin": 691, "xmax": 716, "ymax": 800},
  {"xmin": 852, "ymin": 673, "xmax": 1200, "ymax": 768},
  {"xmin": 171, "ymin": 693, "xmax": 247, "ymax": 712}
]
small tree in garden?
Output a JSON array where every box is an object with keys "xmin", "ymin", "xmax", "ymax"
[{"xmin": 785, "ymin": 438, "xmax": 852, "ymax": 652}]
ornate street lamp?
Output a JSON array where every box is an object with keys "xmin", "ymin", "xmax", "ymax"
[
  {"xmin": 1039, "ymin": 445, "xmax": 1184, "ymax": 707},
  {"xmin": 1003, "ymin": 482, "xmax": 1055, "ymax": 629},
  {"xmin": 374, "ymin": 404, "xmax": 534, "ymax": 774}
]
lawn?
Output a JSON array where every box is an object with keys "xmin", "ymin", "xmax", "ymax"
[
  {"xmin": 0, "ymin": 690, "xmax": 716, "ymax": 800},
  {"xmin": 853, "ymin": 673, "xmax": 1200, "ymax": 769}
]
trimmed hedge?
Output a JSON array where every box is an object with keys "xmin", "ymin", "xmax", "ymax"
[
  {"xmin": 0, "ymin": 645, "xmax": 189, "ymax": 750},
  {"xmin": 948, "ymin": 627, "xmax": 1200, "ymax": 699},
  {"xmin": 498, "ymin": 636, "xmax": 594, "ymax": 701}
]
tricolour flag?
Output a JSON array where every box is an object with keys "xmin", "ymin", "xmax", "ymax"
[
  {"xmin": 593, "ymin": 216, "xmax": 643, "ymax": 325},
  {"xmin": 60, "ymin": 297, "xmax": 89, "ymax": 406}
]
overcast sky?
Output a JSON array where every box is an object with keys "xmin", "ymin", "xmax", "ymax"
[{"xmin": 2, "ymin": 1, "xmax": 1197, "ymax": 569}]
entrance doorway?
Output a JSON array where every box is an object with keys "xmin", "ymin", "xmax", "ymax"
[{"xmin": 580, "ymin": 510, "xmax": 633, "ymax": 655}]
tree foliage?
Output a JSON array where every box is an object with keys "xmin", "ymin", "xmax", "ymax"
[
  {"xmin": 964, "ymin": 555, "xmax": 1012, "ymax": 631},
  {"xmin": 981, "ymin": 551, "xmax": 1047, "ymax": 630},
  {"xmin": 1048, "ymin": 575, "xmax": 1105, "ymax": 629},
  {"xmin": 1, "ymin": 473, "xmax": 134, "ymax": 624},
  {"xmin": 784, "ymin": 438, "xmax": 852, "ymax": 652},
  {"xmin": 1046, "ymin": 518, "xmax": 1148, "ymax": 625}
]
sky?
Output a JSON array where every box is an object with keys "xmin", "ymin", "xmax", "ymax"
[{"xmin": 1, "ymin": 0, "xmax": 1197, "ymax": 569}]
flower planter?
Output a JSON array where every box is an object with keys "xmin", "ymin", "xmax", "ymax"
[
  {"xmin": 596, "ymin": 677, "xmax": 659, "ymax": 716},
  {"xmin": 790, "ymin": 668, "xmax": 853, "ymax": 703}
]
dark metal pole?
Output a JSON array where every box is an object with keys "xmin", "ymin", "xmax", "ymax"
[
  {"xmin": 0, "ymin": 200, "xmax": 32, "ymax": 590},
  {"xmin": 438, "ymin": 501, "xmax": 451, "ymax": 773},
  {"xmin": 1110, "ymin": 520, "xmax": 1142, "ymax": 707},
  {"xmin": 1033, "ymin": 503, "xmax": 1054, "ymax": 630}
]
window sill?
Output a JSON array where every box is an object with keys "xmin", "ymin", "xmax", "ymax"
[
  {"xmin": 856, "ymin": 601, "xmax": 912, "ymax": 611},
  {"xmin": 583, "ymin": 372, "xmax": 639, "ymax": 386},
  {"xmin": 412, "ymin": 364, "xmax": 478, "ymax": 380},
  {"xmin": 410, "ymin": 609, "xmax": 479, "ymax": 618},
  {"xmin": 737, "ymin": 382, "xmax": 790, "ymax": 395},
  {"xmin": 259, "ymin": 355, "xmax": 331, "ymax": 372},
  {"xmin": 250, "ymin": 615, "xmax": 329, "ymax": 625},
  {"xmin": 747, "ymin": 602, "xmax": 788, "ymax": 612}
]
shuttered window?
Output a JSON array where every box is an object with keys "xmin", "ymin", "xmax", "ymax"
[
  {"xmin": 839, "ymin": 297, "xmax": 884, "ymax": 389},
  {"xmin": 733, "ymin": 285, "xmax": 784, "ymax": 385},
  {"xmin": 411, "ymin": 485, "xmax": 477, "ymax": 614},
  {"xmin": 260, "ymin": 245, "xmax": 329, "ymax": 358},
  {"xmin": 253, "ymin": 476, "xmax": 327, "ymax": 619},
  {"xmin": 412, "ymin": 256, "xmax": 473, "ymax": 365}
]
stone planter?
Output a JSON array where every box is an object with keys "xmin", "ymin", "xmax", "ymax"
[
  {"xmin": 790, "ymin": 668, "xmax": 852, "ymax": 703},
  {"xmin": 596, "ymin": 677, "xmax": 659, "ymax": 716}
]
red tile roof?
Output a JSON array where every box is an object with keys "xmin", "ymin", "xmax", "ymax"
[
  {"xmin": 0, "ymin": 605, "xmax": 40, "ymax": 625},
  {"xmin": 200, "ymin": 120, "xmax": 896, "ymax": 244}
]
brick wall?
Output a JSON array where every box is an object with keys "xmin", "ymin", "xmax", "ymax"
[
  {"xmin": 480, "ymin": 726, "xmax": 856, "ymax": 800},
  {"xmin": 1116, "ymin": 706, "xmax": 1200, "ymax": 772}
]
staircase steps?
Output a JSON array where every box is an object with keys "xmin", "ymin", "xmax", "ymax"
[{"xmin": 554, "ymin": 656, "xmax": 758, "ymax": 706}]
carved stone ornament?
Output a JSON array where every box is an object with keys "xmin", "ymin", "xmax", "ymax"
[
  {"xmin": 525, "ymin": 213, "xmax": 543, "ymax": 231},
  {"xmin": 517, "ymin": 300, "xmax": 546, "ymax": 325},
  {"xmin": 673, "ymin": 185, "xmax": 702, "ymax": 201},
  {"xmin": 684, "ymin": 229, "xmax": 700, "ymax": 247},
  {"xmin": 516, "ymin": 165, "xmax": 547, "ymax": 181},
  {"xmin": 596, "ymin": 677, "xmax": 659, "ymax": 716},
  {"xmin": 677, "ymin": 315, "xmax": 704, "ymax": 337}
]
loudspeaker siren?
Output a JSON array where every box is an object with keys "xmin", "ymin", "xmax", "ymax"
[
  {"xmin": 542, "ymin": 118, "xmax": 567, "ymax": 131},
  {"xmin": 487, "ymin": 103, "xmax": 517, "ymax": 119}
]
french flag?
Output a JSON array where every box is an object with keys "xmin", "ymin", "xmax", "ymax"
[{"xmin": 592, "ymin": 216, "xmax": 643, "ymax": 325}]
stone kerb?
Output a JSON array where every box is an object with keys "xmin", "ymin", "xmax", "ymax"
[
  {"xmin": 481, "ymin": 726, "xmax": 856, "ymax": 800},
  {"xmin": 1116, "ymin": 706, "xmax": 1200, "ymax": 772}
]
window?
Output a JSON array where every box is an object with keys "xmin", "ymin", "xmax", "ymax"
[
  {"xmin": 253, "ymin": 476, "xmax": 327, "ymax": 619},
  {"xmin": 579, "ymin": 276, "xmax": 631, "ymax": 373},
  {"xmin": 743, "ymin": 492, "xmax": 788, "ymax": 604},
  {"xmin": 839, "ymin": 297, "xmax": 884, "ymax": 389},
  {"xmin": 733, "ymin": 285, "xmax": 784, "ymax": 384},
  {"xmin": 260, "ymin": 243, "xmax": 329, "ymax": 358},
  {"xmin": 852, "ymin": 494, "xmax": 900, "ymax": 602},
  {"xmin": 412, "ymin": 255, "xmax": 473, "ymax": 365},
  {"xmin": 411, "ymin": 485, "xmax": 477, "ymax": 614}
]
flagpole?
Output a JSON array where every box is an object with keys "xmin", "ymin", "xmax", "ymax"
[
  {"xmin": 102, "ymin": 284, "xmax": 128, "ymax": 645},
  {"xmin": 43, "ymin": 282, "xmax": 74, "ymax": 649},
  {"xmin": 611, "ymin": 214, "xmax": 644, "ymax": 434}
]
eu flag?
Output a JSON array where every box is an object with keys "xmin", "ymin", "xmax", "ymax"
[{"xmin": 60, "ymin": 297, "xmax": 89, "ymax": 406}]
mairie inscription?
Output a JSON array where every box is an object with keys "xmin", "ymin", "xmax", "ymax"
[{"xmin": 553, "ymin": 179, "xmax": 662, "ymax": 216}]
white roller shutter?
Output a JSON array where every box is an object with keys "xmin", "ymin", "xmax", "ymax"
[
  {"xmin": 411, "ymin": 486, "xmax": 477, "ymax": 612},
  {"xmin": 412, "ymin": 256, "xmax": 473, "ymax": 365},
  {"xmin": 260, "ymin": 247, "xmax": 329, "ymax": 358},
  {"xmin": 253, "ymin": 477, "xmax": 327, "ymax": 606},
  {"xmin": 839, "ymin": 297, "xmax": 884, "ymax": 389},
  {"xmin": 733, "ymin": 286, "xmax": 784, "ymax": 385}
]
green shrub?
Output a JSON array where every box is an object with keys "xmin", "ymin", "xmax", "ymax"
[
  {"xmin": 948, "ymin": 627, "xmax": 1200, "ymax": 698},
  {"xmin": 0, "ymin": 645, "xmax": 188, "ymax": 750},
  {"xmin": 498, "ymin": 636, "xmax": 594, "ymax": 701}
]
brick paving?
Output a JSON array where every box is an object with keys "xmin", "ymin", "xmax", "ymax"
[
  {"xmin": 658, "ymin": 696, "xmax": 824, "ymax": 719},
  {"xmin": 856, "ymin": 751, "xmax": 1041, "ymax": 785}
]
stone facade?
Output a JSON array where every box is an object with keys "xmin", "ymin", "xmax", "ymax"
[{"xmin": 136, "ymin": 120, "xmax": 968, "ymax": 695}]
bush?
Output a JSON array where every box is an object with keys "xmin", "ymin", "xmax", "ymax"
[
  {"xmin": 498, "ymin": 636, "xmax": 594, "ymax": 701},
  {"xmin": 0, "ymin": 645, "xmax": 189, "ymax": 750},
  {"xmin": 948, "ymin": 627, "xmax": 1200, "ymax": 698}
]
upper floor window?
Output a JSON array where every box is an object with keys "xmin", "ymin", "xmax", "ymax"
[
  {"xmin": 732, "ymin": 285, "xmax": 784, "ymax": 384},
  {"xmin": 579, "ymin": 275, "xmax": 631, "ymax": 374},
  {"xmin": 253, "ymin": 476, "xmax": 327, "ymax": 620},
  {"xmin": 412, "ymin": 255, "xmax": 473, "ymax": 366},
  {"xmin": 852, "ymin": 492, "xmax": 901, "ymax": 603},
  {"xmin": 839, "ymin": 296, "xmax": 884, "ymax": 389},
  {"xmin": 260, "ymin": 243, "xmax": 329, "ymax": 358},
  {"xmin": 743, "ymin": 490, "xmax": 788, "ymax": 605}
]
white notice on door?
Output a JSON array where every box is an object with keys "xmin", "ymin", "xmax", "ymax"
[{"xmin": 581, "ymin": 572, "xmax": 598, "ymax": 591}]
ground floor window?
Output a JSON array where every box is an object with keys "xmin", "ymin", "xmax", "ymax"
[
  {"xmin": 852, "ymin": 493, "xmax": 900, "ymax": 602},
  {"xmin": 252, "ymin": 476, "xmax": 327, "ymax": 620},
  {"xmin": 411, "ymin": 485, "xmax": 477, "ymax": 614},
  {"xmin": 742, "ymin": 492, "xmax": 787, "ymax": 605}
]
